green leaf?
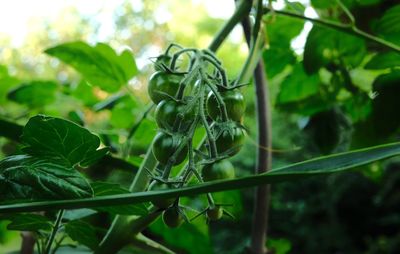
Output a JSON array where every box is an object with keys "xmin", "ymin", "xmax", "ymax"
[
  {"xmin": 7, "ymin": 214, "xmax": 53, "ymax": 231},
  {"xmin": 277, "ymin": 63, "xmax": 320, "ymax": 103},
  {"xmin": 70, "ymin": 81, "xmax": 100, "ymax": 107},
  {"xmin": 91, "ymin": 182, "xmax": 148, "ymax": 215},
  {"xmin": 0, "ymin": 155, "xmax": 93, "ymax": 200},
  {"xmin": 365, "ymin": 52, "xmax": 400, "ymax": 69},
  {"xmin": 7, "ymin": 81, "xmax": 58, "ymax": 107},
  {"xmin": 45, "ymin": 42, "xmax": 137, "ymax": 92},
  {"xmin": 263, "ymin": 45, "xmax": 296, "ymax": 78},
  {"xmin": 266, "ymin": 238, "xmax": 292, "ymax": 254},
  {"xmin": 375, "ymin": 5, "xmax": 400, "ymax": 45},
  {"xmin": 65, "ymin": 220, "xmax": 99, "ymax": 250},
  {"xmin": 93, "ymin": 93, "xmax": 127, "ymax": 112},
  {"xmin": 0, "ymin": 75, "xmax": 20, "ymax": 104},
  {"xmin": 2, "ymin": 142, "xmax": 400, "ymax": 213},
  {"xmin": 150, "ymin": 218, "xmax": 213, "ymax": 254},
  {"xmin": 21, "ymin": 115, "xmax": 108, "ymax": 167},
  {"xmin": 304, "ymin": 27, "xmax": 366, "ymax": 74},
  {"xmin": 266, "ymin": 15, "xmax": 305, "ymax": 46}
]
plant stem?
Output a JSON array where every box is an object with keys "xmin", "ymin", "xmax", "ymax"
[
  {"xmin": 44, "ymin": 210, "xmax": 64, "ymax": 254},
  {"xmin": 264, "ymin": 7, "xmax": 400, "ymax": 53},
  {"xmin": 198, "ymin": 83, "xmax": 218, "ymax": 158}
]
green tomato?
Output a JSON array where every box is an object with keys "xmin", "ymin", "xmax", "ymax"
[
  {"xmin": 152, "ymin": 132, "xmax": 188, "ymax": 165},
  {"xmin": 207, "ymin": 89, "xmax": 245, "ymax": 122},
  {"xmin": 148, "ymin": 181, "xmax": 175, "ymax": 208},
  {"xmin": 148, "ymin": 71, "xmax": 182, "ymax": 104},
  {"xmin": 206, "ymin": 206, "xmax": 223, "ymax": 221},
  {"xmin": 215, "ymin": 126, "xmax": 245, "ymax": 156},
  {"xmin": 201, "ymin": 160, "xmax": 235, "ymax": 181},
  {"xmin": 162, "ymin": 207, "xmax": 184, "ymax": 228},
  {"xmin": 155, "ymin": 99, "xmax": 196, "ymax": 132}
]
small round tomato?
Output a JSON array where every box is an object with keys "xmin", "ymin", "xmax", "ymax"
[
  {"xmin": 148, "ymin": 71, "xmax": 182, "ymax": 104},
  {"xmin": 206, "ymin": 206, "xmax": 223, "ymax": 221},
  {"xmin": 148, "ymin": 181, "xmax": 175, "ymax": 208},
  {"xmin": 207, "ymin": 89, "xmax": 245, "ymax": 122},
  {"xmin": 201, "ymin": 160, "xmax": 235, "ymax": 182},
  {"xmin": 162, "ymin": 207, "xmax": 184, "ymax": 228},
  {"xmin": 152, "ymin": 132, "xmax": 188, "ymax": 165},
  {"xmin": 215, "ymin": 126, "xmax": 245, "ymax": 156},
  {"xmin": 155, "ymin": 99, "xmax": 196, "ymax": 132}
]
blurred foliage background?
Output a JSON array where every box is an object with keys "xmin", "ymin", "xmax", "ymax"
[{"xmin": 1, "ymin": 0, "xmax": 400, "ymax": 253}]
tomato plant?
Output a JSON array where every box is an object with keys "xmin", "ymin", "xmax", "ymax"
[{"xmin": 0, "ymin": 1, "xmax": 400, "ymax": 254}]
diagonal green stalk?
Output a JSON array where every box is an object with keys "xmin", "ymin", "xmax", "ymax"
[{"xmin": 2, "ymin": 142, "xmax": 400, "ymax": 214}]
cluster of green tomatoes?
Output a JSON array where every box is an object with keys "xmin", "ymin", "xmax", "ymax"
[{"xmin": 146, "ymin": 44, "xmax": 246, "ymax": 228}]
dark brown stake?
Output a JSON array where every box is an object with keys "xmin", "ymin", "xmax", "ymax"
[
  {"xmin": 20, "ymin": 232, "xmax": 35, "ymax": 254},
  {"xmin": 242, "ymin": 16, "xmax": 272, "ymax": 254}
]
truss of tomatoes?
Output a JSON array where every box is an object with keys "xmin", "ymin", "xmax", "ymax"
[{"xmin": 146, "ymin": 45, "xmax": 246, "ymax": 226}]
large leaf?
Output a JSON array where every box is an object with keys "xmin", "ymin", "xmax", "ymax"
[
  {"xmin": 1, "ymin": 142, "xmax": 400, "ymax": 213},
  {"xmin": 7, "ymin": 81, "xmax": 58, "ymax": 107},
  {"xmin": 45, "ymin": 42, "xmax": 137, "ymax": 92},
  {"xmin": 365, "ymin": 52, "xmax": 400, "ymax": 70},
  {"xmin": 375, "ymin": 5, "xmax": 400, "ymax": 45},
  {"xmin": 6, "ymin": 214, "xmax": 53, "ymax": 231},
  {"xmin": 21, "ymin": 115, "xmax": 108, "ymax": 167},
  {"xmin": 91, "ymin": 182, "xmax": 148, "ymax": 215},
  {"xmin": 0, "ymin": 155, "xmax": 93, "ymax": 200},
  {"xmin": 304, "ymin": 27, "xmax": 366, "ymax": 74},
  {"xmin": 277, "ymin": 63, "xmax": 320, "ymax": 104},
  {"xmin": 65, "ymin": 220, "xmax": 99, "ymax": 250}
]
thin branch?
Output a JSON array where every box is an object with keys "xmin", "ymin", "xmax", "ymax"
[{"xmin": 263, "ymin": 7, "xmax": 400, "ymax": 53}]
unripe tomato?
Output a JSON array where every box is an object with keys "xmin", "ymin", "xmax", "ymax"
[
  {"xmin": 201, "ymin": 160, "xmax": 235, "ymax": 181},
  {"xmin": 215, "ymin": 126, "xmax": 245, "ymax": 156},
  {"xmin": 162, "ymin": 207, "xmax": 184, "ymax": 228},
  {"xmin": 207, "ymin": 89, "xmax": 245, "ymax": 122},
  {"xmin": 152, "ymin": 132, "xmax": 188, "ymax": 165},
  {"xmin": 148, "ymin": 71, "xmax": 182, "ymax": 104},
  {"xmin": 155, "ymin": 99, "xmax": 196, "ymax": 132},
  {"xmin": 148, "ymin": 181, "xmax": 175, "ymax": 208},
  {"xmin": 206, "ymin": 206, "xmax": 223, "ymax": 221}
]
